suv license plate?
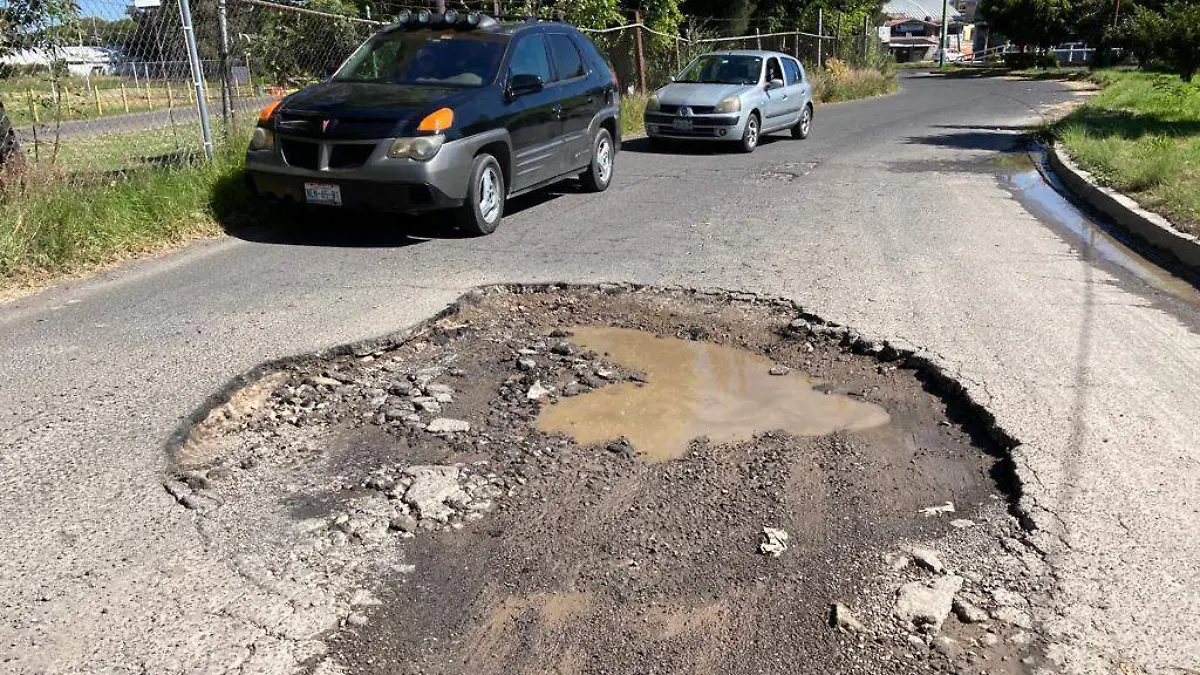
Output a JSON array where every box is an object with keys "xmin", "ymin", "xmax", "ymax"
[
  {"xmin": 672, "ymin": 118, "xmax": 693, "ymax": 131},
  {"xmin": 304, "ymin": 182, "xmax": 342, "ymax": 206}
]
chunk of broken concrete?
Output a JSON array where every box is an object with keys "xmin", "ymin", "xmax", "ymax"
[
  {"xmin": 895, "ymin": 575, "xmax": 964, "ymax": 633},
  {"xmin": 830, "ymin": 603, "xmax": 866, "ymax": 633},
  {"xmin": 758, "ymin": 527, "xmax": 789, "ymax": 557}
]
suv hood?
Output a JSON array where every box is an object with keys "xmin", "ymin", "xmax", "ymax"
[
  {"xmin": 277, "ymin": 82, "xmax": 473, "ymax": 139},
  {"xmin": 655, "ymin": 83, "xmax": 755, "ymax": 107}
]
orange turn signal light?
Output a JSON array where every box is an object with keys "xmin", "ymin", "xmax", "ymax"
[
  {"xmin": 417, "ymin": 107, "xmax": 454, "ymax": 132},
  {"xmin": 257, "ymin": 99, "xmax": 282, "ymax": 125}
]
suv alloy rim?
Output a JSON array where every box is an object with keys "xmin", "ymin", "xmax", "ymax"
[
  {"xmin": 480, "ymin": 165, "xmax": 501, "ymax": 223},
  {"xmin": 596, "ymin": 136, "xmax": 612, "ymax": 184}
]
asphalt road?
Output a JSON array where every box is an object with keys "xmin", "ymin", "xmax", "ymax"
[{"xmin": 2, "ymin": 72, "xmax": 1198, "ymax": 675}]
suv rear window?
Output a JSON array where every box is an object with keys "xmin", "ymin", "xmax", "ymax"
[
  {"xmin": 334, "ymin": 29, "xmax": 507, "ymax": 87},
  {"xmin": 547, "ymin": 33, "xmax": 585, "ymax": 80}
]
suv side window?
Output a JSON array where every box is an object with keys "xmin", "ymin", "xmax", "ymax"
[
  {"xmin": 765, "ymin": 57, "xmax": 784, "ymax": 84},
  {"xmin": 547, "ymin": 33, "xmax": 586, "ymax": 81},
  {"xmin": 570, "ymin": 32, "xmax": 613, "ymax": 80},
  {"xmin": 508, "ymin": 33, "xmax": 552, "ymax": 84},
  {"xmin": 783, "ymin": 58, "xmax": 803, "ymax": 85}
]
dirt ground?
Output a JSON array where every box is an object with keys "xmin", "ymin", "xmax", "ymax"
[{"xmin": 168, "ymin": 285, "xmax": 1051, "ymax": 675}]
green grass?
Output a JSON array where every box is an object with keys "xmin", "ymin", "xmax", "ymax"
[
  {"xmin": 1051, "ymin": 70, "xmax": 1200, "ymax": 235},
  {"xmin": 0, "ymin": 138, "xmax": 250, "ymax": 289}
]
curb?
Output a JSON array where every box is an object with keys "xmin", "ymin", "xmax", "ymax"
[{"xmin": 1048, "ymin": 144, "xmax": 1200, "ymax": 270}]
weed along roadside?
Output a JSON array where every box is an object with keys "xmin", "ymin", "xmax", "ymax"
[
  {"xmin": 168, "ymin": 285, "xmax": 1051, "ymax": 674},
  {"xmin": 1047, "ymin": 70, "xmax": 1200, "ymax": 239}
]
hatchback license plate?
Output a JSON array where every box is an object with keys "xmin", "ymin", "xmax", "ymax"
[
  {"xmin": 304, "ymin": 182, "xmax": 342, "ymax": 206},
  {"xmin": 672, "ymin": 118, "xmax": 693, "ymax": 131}
]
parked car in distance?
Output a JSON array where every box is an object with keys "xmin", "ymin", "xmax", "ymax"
[
  {"xmin": 644, "ymin": 50, "xmax": 813, "ymax": 153},
  {"xmin": 933, "ymin": 48, "xmax": 965, "ymax": 63},
  {"xmin": 245, "ymin": 11, "xmax": 620, "ymax": 236}
]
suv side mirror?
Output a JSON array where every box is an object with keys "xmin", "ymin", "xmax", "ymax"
[
  {"xmin": 766, "ymin": 78, "xmax": 785, "ymax": 91},
  {"xmin": 508, "ymin": 73, "xmax": 544, "ymax": 98}
]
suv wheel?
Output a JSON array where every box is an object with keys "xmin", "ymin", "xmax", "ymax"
[
  {"xmin": 580, "ymin": 128, "xmax": 614, "ymax": 192},
  {"xmin": 456, "ymin": 153, "xmax": 505, "ymax": 236},
  {"xmin": 792, "ymin": 104, "xmax": 813, "ymax": 140},
  {"xmin": 740, "ymin": 112, "xmax": 760, "ymax": 153}
]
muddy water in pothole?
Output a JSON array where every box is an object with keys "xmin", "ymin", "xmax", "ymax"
[{"xmin": 535, "ymin": 326, "xmax": 890, "ymax": 462}]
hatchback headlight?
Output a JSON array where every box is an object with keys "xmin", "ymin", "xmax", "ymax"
[
  {"xmin": 388, "ymin": 134, "xmax": 445, "ymax": 161},
  {"xmin": 249, "ymin": 127, "xmax": 274, "ymax": 151},
  {"xmin": 715, "ymin": 96, "xmax": 741, "ymax": 114},
  {"xmin": 645, "ymin": 94, "xmax": 661, "ymax": 112}
]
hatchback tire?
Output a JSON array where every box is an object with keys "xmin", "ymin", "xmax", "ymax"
[
  {"xmin": 456, "ymin": 153, "xmax": 505, "ymax": 236},
  {"xmin": 580, "ymin": 128, "xmax": 614, "ymax": 192},
  {"xmin": 792, "ymin": 104, "xmax": 813, "ymax": 140},
  {"xmin": 739, "ymin": 112, "xmax": 760, "ymax": 153}
]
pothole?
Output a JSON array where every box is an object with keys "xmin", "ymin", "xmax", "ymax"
[{"xmin": 166, "ymin": 285, "xmax": 1049, "ymax": 675}]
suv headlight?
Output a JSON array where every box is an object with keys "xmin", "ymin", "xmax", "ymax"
[
  {"xmin": 645, "ymin": 94, "xmax": 661, "ymax": 112},
  {"xmin": 388, "ymin": 134, "xmax": 445, "ymax": 161},
  {"xmin": 714, "ymin": 96, "xmax": 741, "ymax": 114},
  {"xmin": 249, "ymin": 127, "xmax": 274, "ymax": 151}
]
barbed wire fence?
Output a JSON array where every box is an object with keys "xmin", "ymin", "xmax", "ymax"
[{"xmin": 1, "ymin": 0, "xmax": 886, "ymax": 183}]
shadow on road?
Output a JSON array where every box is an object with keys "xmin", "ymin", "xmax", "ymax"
[
  {"xmin": 212, "ymin": 170, "xmax": 568, "ymax": 247},
  {"xmin": 621, "ymin": 135, "xmax": 788, "ymax": 156},
  {"xmin": 906, "ymin": 129, "xmax": 1027, "ymax": 152}
]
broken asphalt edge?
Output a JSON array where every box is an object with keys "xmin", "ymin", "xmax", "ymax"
[
  {"xmin": 1048, "ymin": 144, "xmax": 1200, "ymax": 272},
  {"xmin": 160, "ymin": 281, "xmax": 1061, "ymax": 556}
]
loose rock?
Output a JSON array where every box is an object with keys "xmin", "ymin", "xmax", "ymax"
[
  {"xmin": 830, "ymin": 603, "xmax": 866, "ymax": 633},
  {"xmin": 907, "ymin": 546, "xmax": 946, "ymax": 574},
  {"xmin": 426, "ymin": 418, "xmax": 471, "ymax": 434},
  {"xmin": 952, "ymin": 598, "xmax": 989, "ymax": 624},
  {"xmin": 526, "ymin": 381, "xmax": 551, "ymax": 401},
  {"xmin": 894, "ymin": 575, "xmax": 964, "ymax": 632},
  {"xmin": 759, "ymin": 527, "xmax": 789, "ymax": 557}
]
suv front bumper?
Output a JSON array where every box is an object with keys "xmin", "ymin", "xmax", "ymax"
[{"xmin": 244, "ymin": 131, "xmax": 496, "ymax": 213}]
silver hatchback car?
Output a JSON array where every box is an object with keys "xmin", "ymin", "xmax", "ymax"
[{"xmin": 644, "ymin": 50, "xmax": 813, "ymax": 152}]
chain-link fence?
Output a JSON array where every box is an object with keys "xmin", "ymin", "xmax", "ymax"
[{"xmin": 0, "ymin": 0, "xmax": 885, "ymax": 182}]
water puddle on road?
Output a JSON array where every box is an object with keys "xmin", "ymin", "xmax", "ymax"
[
  {"xmin": 535, "ymin": 327, "xmax": 891, "ymax": 462},
  {"xmin": 1001, "ymin": 153, "xmax": 1200, "ymax": 306}
]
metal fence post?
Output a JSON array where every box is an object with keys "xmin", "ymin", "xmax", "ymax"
[
  {"xmin": 217, "ymin": 0, "xmax": 234, "ymax": 133},
  {"xmin": 177, "ymin": 0, "xmax": 215, "ymax": 160},
  {"xmin": 817, "ymin": 9, "xmax": 824, "ymax": 68},
  {"xmin": 633, "ymin": 11, "xmax": 648, "ymax": 93}
]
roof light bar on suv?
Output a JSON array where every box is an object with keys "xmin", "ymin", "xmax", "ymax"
[{"xmin": 392, "ymin": 10, "xmax": 496, "ymax": 29}]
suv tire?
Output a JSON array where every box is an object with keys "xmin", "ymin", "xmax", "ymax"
[
  {"xmin": 456, "ymin": 153, "xmax": 505, "ymax": 236},
  {"xmin": 580, "ymin": 127, "xmax": 614, "ymax": 192},
  {"xmin": 792, "ymin": 104, "xmax": 812, "ymax": 140},
  {"xmin": 739, "ymin": 112, "xmax": 760, "ymax": 153}
]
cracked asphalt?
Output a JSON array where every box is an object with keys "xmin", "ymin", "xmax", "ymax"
[{"xmin": 1, "ymin": 71, "xmax": 1198, "ymax": 674}]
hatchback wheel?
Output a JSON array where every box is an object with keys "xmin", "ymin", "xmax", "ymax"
[
  {"xmin": 581, "ymin": 128, "xmax": 614, "ymax": 192},
  {"xmin": 740, "ymin": 112, "xmax": 760, "ymax": 153},
  {"xmin": 456, "ymin": 153, "xmax": 504, "ymax": 236},
  {"xmin": 792, "ymin": 104, "xmax": 813, "ymax": 140}
]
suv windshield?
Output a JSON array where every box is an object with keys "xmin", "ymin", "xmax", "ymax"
[
  {"xmin": 334, "ymin": 29, "xmax": 507, "ymax": 87},
  {"xmin": 675, "ymin": 54, "xmax": 762, "ymax": 85}
]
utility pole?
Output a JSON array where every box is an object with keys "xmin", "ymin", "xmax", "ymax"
[
  {"xmin": 939, "ymin": 0, "xmax": 950, "ymax": 67},
  {"xmin": 817, "ymin": 8, "xmax": 824, "ymax": 67},
  {"xmin": 217, "ymin": 0, "xmax": 233, "ymax": 131}
]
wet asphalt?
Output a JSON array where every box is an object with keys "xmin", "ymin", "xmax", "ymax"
[{"xmin": 1, "ymin": 71, "xmax": 1199, "ymax": 674}]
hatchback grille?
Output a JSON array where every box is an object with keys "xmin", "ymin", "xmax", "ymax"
[
  {"xmin": 281, "ymin": 139, "xmax": 319, "ymax": 170},
  {"xmin": 659, "ymin": 104, "xmax": 717, "ymax": 115},
  {"xmin": 329, "ymin": 143, "xmax": 375, "ymax": 169}
]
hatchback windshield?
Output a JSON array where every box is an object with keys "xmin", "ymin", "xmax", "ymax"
[
  {"xmin": 675, "ymin": 54, "xmax": 763, "ymax": 85},
  {"xmin": 334, "ymin": 30, "xmax": 507, "ymax": 87}
]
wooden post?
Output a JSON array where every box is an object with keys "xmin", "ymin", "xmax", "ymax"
[
  {"xmin": 120, "ymin": 83, "xmax": 129, "ymax": 113},
  {"xmin": 245, "ymin": 54, "xmax": 254, "ymax": 94},
  {"xmin": 187, "ymin": 82, "xmax": 195, "ymax": 106},
  {"xmin": 166, "ymin": 80, "xmax": 175, "ymax": 110},
  {"xmin": 817, "ymin": 9, "xmax": 824, "ymax": 68},
  {"xmin": 633, "ymin": 10, "xmax": 648, "ymax": 93},
  {"xmin": 674, "ymin": 39, "xmax": 681, "ymax": 72},
  {"xmin": 93, "ymin": 84, "xmax": 103, "ymax": 116},
  {"xmin": 755, "ymin": 27, "xmax": 762, "ymax": 49}
]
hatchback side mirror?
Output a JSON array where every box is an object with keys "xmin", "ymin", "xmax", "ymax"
[
  {"xmin": 766, "ymin": 78, "xmax": 785, "ymax": 91},
  {"xmin": 508, "ymin": 73, "xmax": 544, "ymax": 98}
]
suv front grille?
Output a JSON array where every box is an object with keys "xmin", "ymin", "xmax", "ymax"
[
  {"xmin": 329, "ymin": 143, "xmax": 375, "ymax": 169},
  {"xmin": 281, "ymin": 139, "xmax": 319, "ymax": 170}
]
